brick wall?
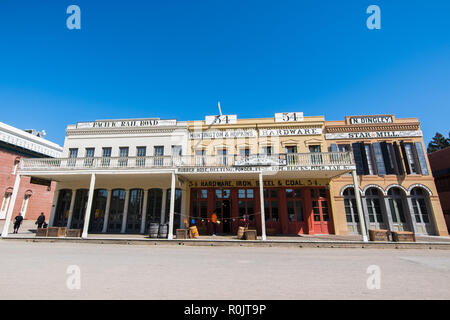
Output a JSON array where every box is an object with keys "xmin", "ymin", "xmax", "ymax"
[{"xmin": 0, "ymin": 148, "xmax": 56, "ymax": 222}]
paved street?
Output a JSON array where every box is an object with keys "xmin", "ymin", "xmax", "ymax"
[{"xmin": 1, "ymin": 240, "xmax": 450, "ymax": 300}]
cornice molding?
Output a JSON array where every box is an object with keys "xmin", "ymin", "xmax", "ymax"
[{"xmin": 325, "ymin": 123, "xmax": 420, "ymax": 133}]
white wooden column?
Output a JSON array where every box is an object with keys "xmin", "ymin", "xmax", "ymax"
[
  {"xmin": 48, "ymin": 186, "xmax": 60, "ymax": 226},
  {"xmin": 168, "ymin": 172, "xmax": 176, "ymax": 240},
  {"xmin": 160, "ymin": 188, "xmax": 167, "ymax": 224},
  {"xmin": 140, "ymin": 190, "xmax": 149, "ymax": 234},
  {"xmin": 66, "ymin": 190, "xmax": 77, "ymax": 228},
  {"xmin": 1, "ymin": 174, "xmax": 21, "ymax": 238},
  {"xmin": 352, "ymin": 170, "xmax": 368, "ymax": 242},
  {"xmin": 102, "ymin": 189, "xmax": 112, "ymax": 233},
  {"xmin": 259, "ymin": 172, "xmax": 267, "ymax": 241},
  {"xmin": 82, "ymin": 174, "xmax": 96, "ymax": 239},
  {"xmin": 121, "ymin": 189, "xmax": 130, "ymax": 233}
]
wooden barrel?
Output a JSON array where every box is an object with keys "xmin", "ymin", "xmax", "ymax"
[
  {"xmin": 158, "ymin": 224, "xmax": 168, "ymax": 238},
  {"xmin": 189, "ymin": 226, "xmax": 199, "ymax": 238},
  {"xmin": 237, "ymin": 226, "xmax": 247, "ymax": 239},
  {"xmin": 149, "ymin": 223, "xmax": 159, "ymax": 238}
]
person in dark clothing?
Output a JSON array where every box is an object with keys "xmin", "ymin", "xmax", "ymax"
[
  {"xmin": 36, "ymin": 212, "xmax": 46, "ymax": 228},
  {"xmin": 13, "ymin": 214, "xmax": 23, "ymax": 234}
]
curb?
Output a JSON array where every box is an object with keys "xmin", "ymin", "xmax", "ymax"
[{"xmin": 2, "ymin": 236, "xmax": 450, "ymax": 249}]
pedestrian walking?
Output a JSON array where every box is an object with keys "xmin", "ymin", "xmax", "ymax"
[
  {"xmin": 36, "ymin": 212, "xmax": 46, "ymax": 228},
  {"xmin": 13, "ymin": 214, "xmax": 23, "ymax": 234},
  {"xmin": 211, "ymin": 211, "xmax": 218, "ymax": 236}
]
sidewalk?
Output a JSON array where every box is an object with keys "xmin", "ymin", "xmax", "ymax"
[{"xmin": 2, "ymin": 220, "xmax": 450, "ymax": 247}]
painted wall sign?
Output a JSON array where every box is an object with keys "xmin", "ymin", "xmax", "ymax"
[
  {"xmin": 349, "ymin": 116, "xmax": 393, "ymax": 125},
  {"xmin": 325, "ymin": 130, "xmax": 422, "ymax": 140},
  {"xmin": 188, "ymin": 178, "xmax": 329, "ymax": 188},
  {"xmin": 189, "ymin": 129, "xmax": 257, "ymax": 140},
  {"xmin": 30, "ymin": 177, "xmax": 52, "ymax": 187},
  {"xmin": 76, "ymin": 119, "xmax": 177, "ymax": 129},
  {"xmin": 205, "ymin": 115, "xmax": 237, "ymax": 125},
  {"xmin": 177, "ymin": 164, "xmax": 355, "ymax": 174},
  {"xmin": 274, "ymin": 112, "xmax": 304, "ymax": 122},
  {"xmin": 259, "ymin": 128, "xmax": 322, "ymax": 137}
]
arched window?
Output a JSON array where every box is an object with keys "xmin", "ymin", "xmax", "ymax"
[
  {"xmin": 20, "ymin": 191, "xmax": 33, "ymax": 218},
  {"xmin": 0, "ymin": 191, "xmax": 12, "ymax": 219},
  {"xmin": 12, "ymin": 158, "xmax": 20, "ymax": 175}
]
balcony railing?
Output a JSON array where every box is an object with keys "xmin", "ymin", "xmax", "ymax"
[{"xmin": 20, "ymin": 152, "xmax": 354, "ymax": 172}]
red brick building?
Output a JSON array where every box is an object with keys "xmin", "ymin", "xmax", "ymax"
[
  {"xmin": 428, "ymin": 147, "xmax": 450, "ymax": 233},
  {"xmin": 0, "ymin": 122, "xmax": 62, "ymax": 223}
]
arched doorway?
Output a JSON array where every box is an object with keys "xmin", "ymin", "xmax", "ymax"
[
  {"xmin": 88, "ymin": 189, "xmax": 108, "ymax": 233},
  {"xmin": 53, "ymin": 189, "xmax": 72, "ymax": 227},
  {"xmin": 107, "ymin": 189, "xmax": 126, "ymax": 233},
  {"xmin": 145, "ymin": 188, "xmax": 163, "ymax": 233},
  {"xmin": 343, "ymin": 187, "xmax": 360, "ymax": 234},
  {"xmin": 364, "ymin": 187, "xmax": 387, "ymax": 230},
  {"xmin": 70, "ymin": 189, "xmax": 89, "ymax": 229},
  {"xmin": 387, "ymin": 187, "xmax": 410, "ymax": 231},
  {"xmin": 410, "ymin": 187, "xmax": 435, "ymax": 235}
]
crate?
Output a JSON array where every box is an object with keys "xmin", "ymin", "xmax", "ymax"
[
  {"xmin": 66, "ymin": 229, "xmax": 81, "ymax": 237},
  {"xmin": 244, "ymin": 229, "xmax": 257, "ymax": 240},
  {"xmin": 392, "ymin": 231, "xmax": 416, "ymax": 242},
  {"xmin": 36, "ymin": 228, "xmax": 48, "ymax": 237},
  {"xmin": 176, "ymin": 229, "xmax": 188, "ymax": 239},
  {"xmin": 369, "ymin": 229, "xmax": 390, "ymax": 242},
  {"xmin": 47, "ymin": 227, "xmax": 66, "ymax": 237}
]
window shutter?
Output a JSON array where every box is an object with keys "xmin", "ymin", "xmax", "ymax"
[
  {"xmin": 360, "ymin": 143, "xmax": 370, "ymax": 175},
  {"xmin": 372, "ymin": 143, "xmax": 386, "ymax": 176},
  {"xmin": 330, "ymin": 144, "xmax": 338, "ymax": 152},
  {"xmin": 380, "ymin": 142, "xmax": 394, "ymax": 175},
  {"xmin": 400, "ymin": 142, "xmax": 411, "ymax": 175},
  {"xmin": 414, "ymin": 142, "xmax": 429, "ymax": 175},
  {"xmin": 393, "ymin": 142, "xmax": 405, "ymax": 175},
  {"xmin": 352, "ymin": 143, "xmax": 365, "ymax": 175}
]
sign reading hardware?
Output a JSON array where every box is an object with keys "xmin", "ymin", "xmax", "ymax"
[
  {"xmin": 259, "ymin": 128, "xmax": 322, "ymax": 137},
  {"xmin": 189, "ymin": 129, "xmax": 257, "ymax": 140},
  {"xmin": 189, "ymin": 178, "xmax": 329, "ymax": 188},
  {"xmin": 349, "ymin": 116, "xmax": 393, "ymax": 125},
  {"xmin": 325, "ymin": 130, "xmax": 423, "ymax": 140},
  {"xmin": 205, "ymin": 115, "xmax": 237, "ymax": 125},
  {"xmin": 275, "ymin": 112, "xmax": 304, "ymax": 122},
  {"xmin": 77, "ymin": 119, "xmax": 177, "ymax": 129}
]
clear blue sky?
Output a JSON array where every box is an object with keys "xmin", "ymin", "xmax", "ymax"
[{"xmin": 1, "ymin": 0, "xmax": 449, "ymax": 147}]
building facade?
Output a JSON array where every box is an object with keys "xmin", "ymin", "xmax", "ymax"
[
  {"xmin": 3, "ymin": 113, "xmax": 447, "ymax": 239},
  {"xmin": 428, "ymin": 147, "xmax": 450, "ymax": 233},
  {"xmin": 0, "ymin": 122, "xmax": 62, "ymax": 223}
]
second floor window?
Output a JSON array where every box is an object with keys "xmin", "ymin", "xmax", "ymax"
[
  {"xmin": 172, "ymin": 145, "xmax": 182, "ymax": 157},
  {"xmin": 68, "ymin": 148, "xmax": 78, "ymax": 167},
  {"xmin": 137, "ymin": 147, "xmax": 147, "ymax": 167},
  {"xmin": 102, "ymin": 148, "xmax": 112, "ymax": 167},
  {"xmin": 84, "ymin": 148, "xmax": 95, "ymax": 167},
  {"xmin": 261, "ymin": 146, "xmax": 273, "ymax": 156},
  {"xmin": 119, "ymin": 147, "xmax": 129, "ymax": 167}
]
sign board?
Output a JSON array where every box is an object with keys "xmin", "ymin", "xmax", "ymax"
[
  {"xmin": 30, "ymin": 177, "xmax": 52, "ymax": 187},
  {"xmin": 76, "ymin": 119, "xmax": 177, "ymax": 129},
  {"xmin": 349, "ymin": 115, "xmax": 394, "ymax": 125},
  {"xmin": 188, "ymin": 178, "xmax": 329, "ymax": 188},
  {"xmin": 233, "ymin": 156, "xmax": 286, "ymax": 166},
  {"xmin": 259, "ymin": 128, "xmax": 322, "ymax": 137},
  {"xmin": 205, "ymin": 115, "xmax": 237, "ymax": 125},
  {"xmin": 325, "ymin": 130, "xmax": 422, "ymax": 140},
  {"xmin": 275, "ymin": 112, "xmax": 304, "ymax": 122},
  {"xmin": 189, "ymin": 129, "xmax": 257, "ymax": 140}
]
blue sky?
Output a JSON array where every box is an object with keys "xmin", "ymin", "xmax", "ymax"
[{"xmin": 1, "ymin": 0, "xmax": 449, "ymax": 147}]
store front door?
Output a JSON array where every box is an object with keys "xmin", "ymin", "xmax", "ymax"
[{"xmin": 215, "ymin": 189, "xmax": 232, "ymax": 234}]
